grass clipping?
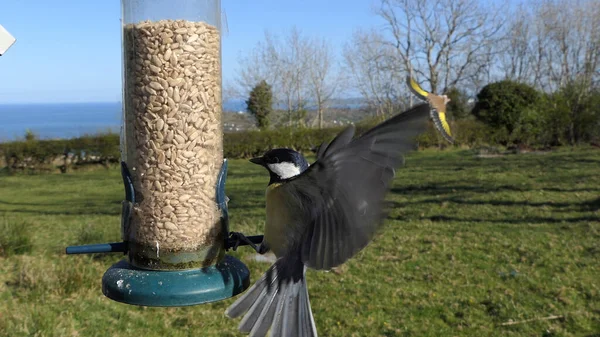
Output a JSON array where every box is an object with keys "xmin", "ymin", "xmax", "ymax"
[{"xmin": 122, "ymin": 19, "xmax": 223, "ymax": 254}]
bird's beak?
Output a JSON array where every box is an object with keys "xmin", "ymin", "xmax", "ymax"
[{"xmin": 249, "ymin": 156, "xmax": 265, "ymax": 166}]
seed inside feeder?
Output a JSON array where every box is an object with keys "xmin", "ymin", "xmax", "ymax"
[{"xmin": 121, "ymin": 19, "xmax": 223, "ymax": 270}]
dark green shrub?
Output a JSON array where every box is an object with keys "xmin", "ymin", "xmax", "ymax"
[{"xmin": 472, "ymin": 80, "xmax": 541, "ymax": 138}]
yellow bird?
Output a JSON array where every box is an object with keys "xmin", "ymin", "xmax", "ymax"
[{"xmin": 406, "ymin": 76, "xmax": 455, "ymax": 144}]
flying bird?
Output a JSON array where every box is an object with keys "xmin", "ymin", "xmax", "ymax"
[
  {"xmin": 406, "ymin": 76, "xmax": 455, "ymax": 144},
  {"xmin": 226, "ymin": 102, "xmax": 450, "ymax": 337}
]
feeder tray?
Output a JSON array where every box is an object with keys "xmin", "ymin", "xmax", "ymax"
[{"xmin": 101, "ymin": 255, "xmax": 248, "ymax": 307}]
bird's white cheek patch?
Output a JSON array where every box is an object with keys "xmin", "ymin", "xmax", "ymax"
[{"xmin": 268, "ymin": 162, "xmax": 301, "ymax": 179}]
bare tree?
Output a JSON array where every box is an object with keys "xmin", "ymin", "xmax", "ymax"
[
  {"xmin": 536, "ymin": 0, "xmax": 600, "ymax": 91},
  {"xmin": 306, "ymin": 38, "xmax": 338, "ymax": 128},
  {"xmin": 500, "ymin": 0, "xmax": 600, "ymax": 92},
  {"xmin": 376, "ymin": 0, "xmax": 507, "ymax": 94},
  {"xmin": 534, "ymin": 0, "xmax": 600, "ymax": 143},
  {"xmin": 234, "ymin": 37, "xmax": 279, "ymax": 99},
  {"xmin": 234, "ymin": 27, "xmax": 340, "ymax": 128},
  {"xmin": 342, "ymin": 28, "xmax": 406, "ymax": 117},
  {"xmin": 498, "ymin": 4, "xmax": 535, "ymax": 83}
]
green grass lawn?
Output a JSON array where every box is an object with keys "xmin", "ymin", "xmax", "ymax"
[{"xmin": 1, "ymin": 147, "xmax": 599, "ymax": 337}]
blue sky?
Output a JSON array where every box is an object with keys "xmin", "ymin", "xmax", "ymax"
[{"xmin": 0, "ymin": 0, "xmax": 382, "ymax": 104}]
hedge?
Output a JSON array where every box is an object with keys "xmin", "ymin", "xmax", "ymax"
[
  {"xmin": 1, "ymin": 110, "xmax": 596, "ymax": 174},
  {"xmin": 0, "ymin": 114, "xmax": 396, "ymax": 174},
  {"xmin": 0, "ymin": 133, "xmax": 120, "ymax": 174},
  {"xmin": 0, "ymin": 126, "xmax": 359, "ymax": 174}
]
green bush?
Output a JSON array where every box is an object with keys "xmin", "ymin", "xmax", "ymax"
[
  {"xmin": 415, "ymin": 119, "xmax": 498, "ymax": 148},
  {"xmin": 445, "ymin": 87, "xmax": 472, "ymax": 120},
  {"xmin": 543, "ymin": 81, "xmax": 600, "ymax": 145},
  {"xmin": 1, "ymin": 137, "xmax": 66, "ymax": 173},
  {"xmin": 510, "ymin": 107, "xmax": 545, "ymax": 147},
  {"xmin": 472, "ymin": 80, "xmax": 541, "ymax": 138},
  {"xmin": 224, "ymin": 126, "xmax": 347, "ymax": 158},
  {"xmin": 503, "ymin": 81, "xmax": 600, "ymax": 148}
]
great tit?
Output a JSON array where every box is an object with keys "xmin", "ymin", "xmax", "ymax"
[{"xmin": 225, "ymin": 103, "xmax": 442, "ymax": 337}]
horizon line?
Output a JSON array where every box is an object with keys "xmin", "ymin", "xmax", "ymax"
[
  {"xmin": 0, "ymin": 96, "xmax": 366, "ymax": 106},
  {"xmin": 0, "ymin": 101, "xmax": 122, "ymax": 105}
]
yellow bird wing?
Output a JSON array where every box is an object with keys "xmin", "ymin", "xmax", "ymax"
[{"xmin": 406, "ymin": 76, "xmax": 429, "ymax": 101}]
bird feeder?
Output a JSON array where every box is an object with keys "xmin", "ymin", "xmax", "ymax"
[{"xmin": 66, "ymin": 0, "xmax": 257, "ymax": 307}]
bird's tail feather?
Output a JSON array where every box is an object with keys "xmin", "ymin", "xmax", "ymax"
[{"xmin": 225, "ymin": 257, "xmax": 317, "ymax": 337}]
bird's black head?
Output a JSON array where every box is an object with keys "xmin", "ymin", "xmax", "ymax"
[{"xmin": 250, "ymin": 148, "xmax": 309, "ymax": 184}]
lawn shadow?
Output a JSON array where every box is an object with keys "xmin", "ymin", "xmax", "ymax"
[
  {"xmin": 389, "ymin": 175, "xmax": 600, "ymax": 225},
  {"xmin": 393, "ymin": 196, "xmax": 600, "ymax": 212},
  {"xmin": 423, "ymin": 214, "xmax": 599, "ymax": 224},
  {"xmin": 0, "ymin": 198, "xmax": 122, "ymax": 216},
  {"xmin": 391, "ymin": 181, "xmax": 600, "ymax": 196}
]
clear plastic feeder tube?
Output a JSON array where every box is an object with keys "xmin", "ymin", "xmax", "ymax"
[{"xmin": 120, "ymin": 0, "xmax": 223, "ymax": 270}]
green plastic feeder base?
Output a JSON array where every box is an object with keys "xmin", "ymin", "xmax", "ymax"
[{"xmin": 102, "ymin": 254, "xmax": 250, "ymax": 307}]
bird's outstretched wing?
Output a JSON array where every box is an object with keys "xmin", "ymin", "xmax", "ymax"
[
  {"xmin": 406, "ymin": 76, "xmax": 430, "ymax": 101},
  {"xmin": 282, "ymin": 103, "xmax": 432, "ymax": 270}
]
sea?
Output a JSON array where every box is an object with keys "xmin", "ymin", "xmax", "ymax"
[{"xmin": 0, "ymin": 100, "xmax": 247, "ymax": 143}]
